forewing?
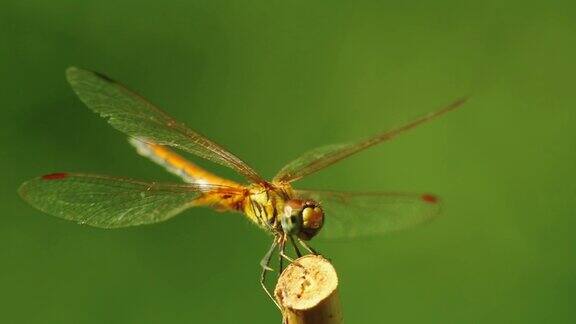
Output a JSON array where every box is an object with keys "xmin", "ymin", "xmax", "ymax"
[
  {"xmin": 296, "ymin": 190, "xmax": 442, "ymax": 239},
  {"xmin": 18, "ymin": 173, "xmax": 242, "ymax": 228},
  {"xmin": 66, "ymin": 67, "xmax": 263, "ymax": 183},
  {"xmin": 274, "ymin": 98, "xmax": 467, "ymax": 183}
]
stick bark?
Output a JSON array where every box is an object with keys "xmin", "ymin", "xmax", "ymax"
[{"xmin": 274, "ymin": 255, "xmax": 342, "ymax": 324}]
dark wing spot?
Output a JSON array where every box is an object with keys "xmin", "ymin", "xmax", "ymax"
[
  {"xmin": 421, "ymin": 194, "xmax": 439, "ymax": 204},
  {"xmin": 93, "ymin": 71, "xmax": 115, "ymax": 82},
  {"xmin": 42, "ymin": 172, "xmax": 68, "ymax": 180}
]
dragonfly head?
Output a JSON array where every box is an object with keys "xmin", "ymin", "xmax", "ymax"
[{"xmin": 282, "ymin": 199, "xmax": 324, "ymax": 240}]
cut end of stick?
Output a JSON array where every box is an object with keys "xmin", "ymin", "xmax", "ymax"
[{"xmin": 275, "ymin": 255, "xmax": 342, "ymax": 324}]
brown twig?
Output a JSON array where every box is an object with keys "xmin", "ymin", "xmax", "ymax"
[{"xmin": 274, "ymin": 255, "xmax": 342, "ymax": 324}]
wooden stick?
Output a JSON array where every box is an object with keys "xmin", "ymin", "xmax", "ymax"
[{"xmin": 274, "ymin": 255, "xmax": 342, "ymax": 324}]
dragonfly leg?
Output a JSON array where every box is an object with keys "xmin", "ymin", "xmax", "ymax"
[
  {"xmin": 289, "ymin": 235, "xmax": 302, "ymax": 258},
  {"xmin": 260, "ymin": 238, "xmax": 278, "ymax": 271},
  {"xmin": 279, "ymin": 234, "xmax": 305, "ymax": 271},
  {"xmin": 279, "ymin": 234, "xmax": 295, "ymax": 263},
  {"xmin": 278, "ymin": 247, "xmax": 284, "ymax": 279},
  {"xmin": 260, "ymin": 239, "xmax": 281, "ymax": 310},
  {"xmin": 297, "ymin": 237, "xmax": 320, "ymax": 255}
]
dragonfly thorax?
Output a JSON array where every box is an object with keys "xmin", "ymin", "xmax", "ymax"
[
  {"xmin": 282, "ymin": 199, "xmax": 324, "ymax": 241},
  {"xmin": 242, "ymin": 184, "xmax": 287, "ymax": 232},
  {"xmin": 242, "ymin": 184, "xmax": 323, "ymax": 240}
]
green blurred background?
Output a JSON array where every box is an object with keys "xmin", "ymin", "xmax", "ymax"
[{"xmin": 2, "ymin": 1, "xmax": 575, "ymax": 323}]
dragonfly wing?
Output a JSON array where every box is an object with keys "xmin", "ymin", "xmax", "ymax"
[
  {"xmin": 274, "ymin": 98, "xmax": 467, "ymax": 183},
  {"xmin": 18, "ymin": 172, "xmax": 243, "ymax": 228},
  {"xmin": 296, "ymin": 189, "xmax": 442, "ymax": 239},
  {"xmin": 66, "ymin": 67, "xmax": 263, "ymax": 183}
]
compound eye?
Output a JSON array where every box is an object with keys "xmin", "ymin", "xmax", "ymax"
[{"xmin": 302, "ymin": 206, "xmax": 323, "ymax": 229}]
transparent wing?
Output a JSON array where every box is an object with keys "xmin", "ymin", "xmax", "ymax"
[
  {"xmin": 296, "ymin": 189, "xmax": 442, "ymax": 239},
  {"xmin": 66, "ymin": 67, "xmax": 263, "ymax": 183},
  {"xmin": 18, "ymin": 172, "xmax": 243, "ymax": 228},
  {"xmin": 274, "ymin": 98, "xmax": 467, "ymax": 183}
]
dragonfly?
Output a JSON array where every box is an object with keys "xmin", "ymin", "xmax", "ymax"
[{"xmin": 19, "ymin": 67, "xmax": 465, "ymax": 307}]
